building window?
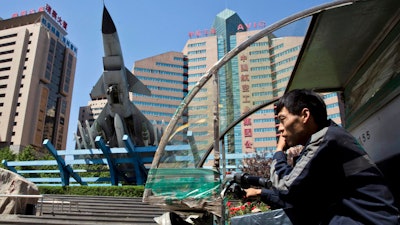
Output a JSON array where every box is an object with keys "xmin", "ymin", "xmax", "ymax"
[
  {"xmin": 0, "ymin": 33, "xmax": 17, "ymax": 40},
  {"xmin": 0, "ymin": 50, "xmax": 14, "ymax": 55},
  {"xmin": 0, "ymin": 41, "xmax": 16, "ymax": 47},
  {"xmin": 0, "ymin": 58, "xmax": 12, "ymax": 63},
  {"xmin": 187, "ymin": 49, "xmax": 206, "ymax": 55},
  {"xmin": 187, "ymin": 42, "xmax": 206, "ymax": 48}
]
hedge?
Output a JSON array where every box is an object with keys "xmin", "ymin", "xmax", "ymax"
[{"xmin": 38, "ymin": 185, "xmax": 145, "ymax": 197}]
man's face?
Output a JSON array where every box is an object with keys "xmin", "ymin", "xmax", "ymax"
[{"xmin": 277, "ymin": 107, "xmax": 307, "ymax": 147}]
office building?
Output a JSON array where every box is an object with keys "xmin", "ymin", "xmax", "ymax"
[
  {"xmin": 182, "ymin": 9, "xmax": 342, "ymax": 164},
  {"xmin": 132, "ymin": 51, "xmax": 188, "ymax": 143},
  {"xmin": 0, "ymin": 5, "xmax": 77, "ymax": 152}
]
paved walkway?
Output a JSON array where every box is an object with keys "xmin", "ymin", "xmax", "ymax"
[{"xmin": 0, "ymin": 194, "xmax": 167, "ymax": 225}]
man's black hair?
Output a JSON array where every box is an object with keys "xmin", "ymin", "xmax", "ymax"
[{"xmin": 276, "ymin": 89, "xmax": 329, "ymax": 128}]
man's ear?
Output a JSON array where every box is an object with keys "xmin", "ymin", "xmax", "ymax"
[{"xmin": 301, "ymin": 108, "xmax": 311, "ymax": 124}]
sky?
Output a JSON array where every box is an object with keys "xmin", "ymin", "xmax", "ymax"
[{"xmin": 1, "ymin": 0, "xmax": 332, "ymax": 150}]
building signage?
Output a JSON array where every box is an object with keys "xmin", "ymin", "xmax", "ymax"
[
  {"xmin": 237, "ymin": 21, "xmax": 267, "ymax": 31},
  {"xmin": 188, "ymin": 28, "xmax": 217, "ymax": 39},
  {"xmin": 12, "ymin": 4, "xmax": 68, "ymax": 31},
  {"xmin": 240, "ymin": 54, "xmax": 254, "ymax": 150},
  {"xmin": 189, "ymin": 21, "xmax": 266, "ymax": 39},
  {"xmin": 244, "ymin": 140, "xmax": 252, "ymax": 148}
]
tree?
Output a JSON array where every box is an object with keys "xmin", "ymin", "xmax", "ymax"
[
  {"xmin": 240, "ymin": 152, "xmax": 272, "ymax": 179},
  {"xmin": 16, "ymin": 146, "xmax": 37, "ymax": 177},
  {"xmin": 37, "ymin": 153, "xmax": 59, "ymax": 178},
  {"xmin": 0, "ymin": 147, "xmax": 16, "ymax": 169},
  {"xmin": 17, "ymin": 145, "xmax": 37, "ymax": 161}
]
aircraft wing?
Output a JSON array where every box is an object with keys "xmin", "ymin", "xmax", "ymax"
[
  {"xmin": 125, "ymin": 67, "xmax": 151, "ymax": 96},
  {"xmin": 90, "ymin": 73, "xmax": 106, "ymax": 99}
]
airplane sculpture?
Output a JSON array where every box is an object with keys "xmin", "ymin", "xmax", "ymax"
[{"xmin": 76, "ymin": 6, "xmax": 155, "ymax": 148}]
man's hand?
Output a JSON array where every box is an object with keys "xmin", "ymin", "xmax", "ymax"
[
  {"xmin": 287, "ymin": 145, "xmax": 303, "ymax": 158},
  {"xmin": 244, "ymin": 188, "xmax": 262, "ymax": 198},
  {"xmin": 276, "ymin": 135, "xmax": 287, "ymax": 152},
  {"xmin": 286, "ymin": 145, "xmax": 303, "ymax": 166}
]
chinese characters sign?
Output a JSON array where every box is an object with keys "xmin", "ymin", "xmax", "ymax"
[
  {"xmin": 12, "ymin": 4, "xmax": 68, "ymax": 31},
  {"xmin": 241, "ymin": 54, "xmax": 253, "ymax": 149}
]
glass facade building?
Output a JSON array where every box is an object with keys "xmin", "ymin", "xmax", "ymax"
[{"xmin": 0, "ymin": 8, "xmax": 77, "ymax": 152}]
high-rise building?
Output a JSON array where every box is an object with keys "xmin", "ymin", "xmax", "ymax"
[
  {"xmin": 182, "ymin": 9, "xmax": 342, "ymax": 165},
  {"xmin": 132, "ymin": 51, "xmax": 188, "ymax": 144},
  {"xmin": 0, "ymin": 5, "xmax": 77, "ymax": 153}
]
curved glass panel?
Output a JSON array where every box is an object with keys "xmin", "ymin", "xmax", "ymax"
[
  {"xmin": 155, "ymin": 76, "xmax": 216, "ymax": 169},
  {"xmin": 155, "ymin": 17, "xmax": 311, "ymax": 170},
  {"xmin": 143, "ymin": 0, "xmax": 357, "ymax": 216},
  {"xmin": 143, "ymin": 17, "xmax": 313, "ymax": 217},
  {"xmin": 216, "ymin": 21, "xmax": 310, "ymax": 169}
]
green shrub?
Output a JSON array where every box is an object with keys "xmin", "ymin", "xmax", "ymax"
[{"xmin": 0, "ymin": 147, "xmax": 16, "ymax": 169}]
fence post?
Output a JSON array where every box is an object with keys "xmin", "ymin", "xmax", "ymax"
[
  {"xmin": 42, "ymin": 139, "xmax": 87, "ymax": 186},
  {"xmin": 1, "ymin": 160, "xmax": 18, "ymax": 173},
  {"xmin": 95, "ymin": 136, "xmax": 119, "ymax": 185},
  {"xmin": 123, "ymin": 135, "xmax": 148, "ymax": 185}
]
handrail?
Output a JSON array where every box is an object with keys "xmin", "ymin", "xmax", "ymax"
[{"xmin": 0, "ymin": 194, "xmax": 44, "ymax": 215}]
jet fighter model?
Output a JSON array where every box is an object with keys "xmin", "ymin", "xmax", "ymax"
[{"xmin": 81, "ymin": 6, "xmax": 155, "ymax": 148}]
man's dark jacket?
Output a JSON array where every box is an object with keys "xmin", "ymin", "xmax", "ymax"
[{"xmin": 262, "ymin": 121, "xmax": 399, "ymax": 225}]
